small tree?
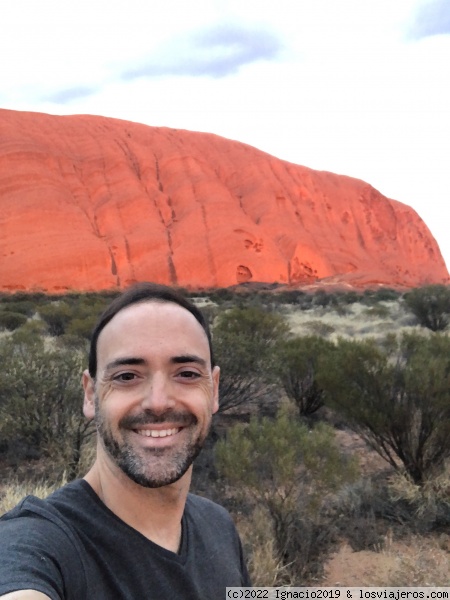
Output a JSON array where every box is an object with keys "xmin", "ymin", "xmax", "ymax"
[
  {"xmin": 319, "ymin": 332, "xmax": 450, "ymax": 484},
  {"xmin": 277, "ymin": 335, "xmax": 335, "ymax": 416},
  {"xmin": 216, "ymin": 407, "xmax": 358, "ymax": 580},
  {"xmin": 404, "ymin": 284, "xmax": 450, "ymax": 331},
  {"xmin": 0, "ymin": 336, "xmax": 94, "ymax": 479},
  {"xmin": 212, "ymin": 306, "xmax": 289, "ymax": 412},
  {"xmin": 38, "ymin": 301, "xmax": 74, "ymax": 336}
]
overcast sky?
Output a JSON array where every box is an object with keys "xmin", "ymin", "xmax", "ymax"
[{"xmin": 1, "ymin": 0, "xmax": 449, "ymax": 270}]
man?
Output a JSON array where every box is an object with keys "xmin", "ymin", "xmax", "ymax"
[{"xmin": 0, "ymin": 283, "xmax": 250, "ymax": 599}]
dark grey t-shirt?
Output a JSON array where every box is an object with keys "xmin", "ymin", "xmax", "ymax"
[{"xmin": 0, "ymin": 479, "xmax": 250, "ymax": 599}]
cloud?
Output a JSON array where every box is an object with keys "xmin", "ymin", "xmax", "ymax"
[
  {"xmin": 45, "ymin": 86, "xmax": 98, "ymax": 105},
  {"xmin": 122, "ymin": 22, "xmax": 282, "ymax": 80},
  {"xmin": 408, "ymin": 0, "xmax": 450, "ymax": 39}
]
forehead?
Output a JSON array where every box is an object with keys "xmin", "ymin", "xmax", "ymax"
[{"xmin": 96, "ymin": 301, "xmax": 210, "ymax": 365}]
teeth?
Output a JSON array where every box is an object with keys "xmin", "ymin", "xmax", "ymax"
[{"xmin": 135, "ymin": 428, "xmax": 179, "ymax": 438}]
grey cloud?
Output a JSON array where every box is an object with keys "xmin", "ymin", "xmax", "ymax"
[
  {"xmin": 45, "ymin": 86, "xmax": 98, "ymax": 104},
  {"xmin": 122, "ymin": 23, "xmax": 282, "ymax": 80},
  {"xmin": 408, "ymin": 0, "xmax": 450, "ymax": 39}
]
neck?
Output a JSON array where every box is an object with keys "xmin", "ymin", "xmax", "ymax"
[{"xmin": 84, "ymin": 451, "xmax": 191, "ymax": 554}]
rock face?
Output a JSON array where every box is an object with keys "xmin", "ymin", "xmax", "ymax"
[{"xmin": 0, "ymin": 109, "xmax": 448, "ymax": 292}]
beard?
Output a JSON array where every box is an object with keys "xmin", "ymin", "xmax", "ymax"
[{"xmin": 94, "ymin": 397, "xmax": 210, "ymax": 488}]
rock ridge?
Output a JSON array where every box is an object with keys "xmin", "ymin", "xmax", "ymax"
[{"xmin": 0, "ymin": 109, "xmax": 448, "ymax": 292}]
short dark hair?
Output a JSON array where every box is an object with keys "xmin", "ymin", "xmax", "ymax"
[{"xmin": 88, "ymin": 282, "xmax": 214, "ymax": 377}]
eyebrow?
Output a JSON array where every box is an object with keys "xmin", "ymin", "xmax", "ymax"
[
  {"xmin": 171, "ymin": 355, "xmax": 207, "ymax": 368},
  {"xmin": 104, "ymin": 354, "xmax": 207, "ymax": 372},
  {"xmin": 104, "ymin": 357, "xmax": 147, "ymax": 372}
]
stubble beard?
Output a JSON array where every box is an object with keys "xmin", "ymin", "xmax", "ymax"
[{"xmin": 94, "ymin": 397, "xmax": 210, "ymax": 488}]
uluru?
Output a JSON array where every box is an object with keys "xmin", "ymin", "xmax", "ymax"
[{"xmin": 0, "ymin": 109, "xmax": 448, "ymax": 293}]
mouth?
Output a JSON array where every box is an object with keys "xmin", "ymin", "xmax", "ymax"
[{"xmin": 133, "ymin": 427, "xmax": 180, "ymax": 439}]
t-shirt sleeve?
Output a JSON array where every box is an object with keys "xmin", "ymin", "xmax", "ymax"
[{"xmin": 0, "ymin": 515, "xmax": 66, "ymax": 600}]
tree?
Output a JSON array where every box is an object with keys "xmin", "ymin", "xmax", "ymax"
[
  {"xmin": 319, "ymin": 332, "xmax": 450, "ymax": 484},
  {"xmin": 277, "ymin": 335, "xmax": 335, "ymax": 416},
  {"xmin": 38, "ymin": 301, "xmax": 74, "ymax": 336},
  {"xmin": 212, "ymin": 306, "xmax": 289, "ymax": 412},
  {"xmin": 0, "ymin": 335, "xmax": 94, "ymax": 479},
  {"xmin": 0, "ymin": 311, "xmax": 27, "ymax": 331},
  {"xmin": 404, "ymin": 284, "xmax": 450, "ymax": 331},
  {"xmin": 216, "ymin": 407, "xmax": 358, "ymax": 580}
]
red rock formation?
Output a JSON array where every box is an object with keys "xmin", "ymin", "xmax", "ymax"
[{"xmin": 0, "ymin": 109, "xmax": 448, "ymax": 292}]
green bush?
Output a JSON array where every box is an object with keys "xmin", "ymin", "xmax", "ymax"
[
  {"xmin": 213, "ymin": 306, "xmax": 289, "ymax": 412},
  {"xmin": 319, "ymin": 332, "xmax": 450, "ymax": 484},
  {"xmin": 404, "ymin": 284, "xmax": 450, "ymax": 331},
  {"xmin": 38, "ymin": 301, "xmax": 74, "ymax": 336},
  {"xmin": 1, "ymin": 300, "xmax": 36, "ymax": 317},
  {"xmin": 277, "ymin": 335, "xmax": 335, "ymax": 416},
  {"xmin": 0, "ymin": 337, "xmax": 94, "ymax": 479},
  {"xmin": 216, "ymin": 407, "xmax": 358, "ymax": 580},
  {"xmin": 0, "ymin": 311, "xmax": 27, "ymax": 331}
]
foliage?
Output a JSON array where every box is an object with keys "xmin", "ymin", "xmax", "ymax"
[
  {"xmin": 216, "ymin": 407, "xmax": 358, "ymax": 580},
  {"xmin": 361, "ymin": 288, "xmax": 401, "ymax": 305},
  {"xmin": 0, "ymin": 310, "xmax": 27, "ymax": 331},
  {"xmin": 212, "ymin": 306, "xmax": 289, "ymax": 412},
  {"xmin": 319, "ymin": 332, "xmax": 450, "ymax": 484},
  {"xmin": 37, "ymin": 301, "xmax": 74, "ymax": 336},
  {"xmin": 37, "ymin": 295, "xmax": 110, "ymax": 339},
  {"xmin": 0, "ymin": 335, "xmax": 94, "ymax": 480},
  {"xmin": 277, "ymin": 336, "xmax": 335, "ymax": 416},
  {"xmin": 403, "ymin": 284, "xmax": 450, "ymax": 331}
]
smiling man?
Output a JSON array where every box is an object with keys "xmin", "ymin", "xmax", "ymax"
[{"xmin": 0, "ymin": 283, "xmax": 250, "ymax": 599}]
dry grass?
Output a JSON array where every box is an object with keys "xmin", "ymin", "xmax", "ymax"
[
  {"xmin": 284, "ymin": 300, "xmax": 425, "ymax": 340},
  {"xmin": 236, "ymin": 506, "xmax": 297, "ymax": 587},
  {"xmin": 0, "ymin": 477, "xmax": 64, "ymax": 515},
  {"xmin": 320, "ymin": 535, "xmax": 449, "ymax": 587},
  {"xmin": 372, "ymin": 536, "xmax": 450, "ymax": 586}
]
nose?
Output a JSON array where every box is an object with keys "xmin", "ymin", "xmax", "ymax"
[{"xmin": 140, "ymin": 372, "xmax": 175, "ymax": 414}]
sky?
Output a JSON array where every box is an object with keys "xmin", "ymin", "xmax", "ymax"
[{"xmin": 1, "ymin": 0, "xmax": 449, "ymax": 270}]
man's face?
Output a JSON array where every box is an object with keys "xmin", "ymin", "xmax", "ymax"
[{"xmin": 83, "ymin": 301, "xmax": 219, "ymax": 488}]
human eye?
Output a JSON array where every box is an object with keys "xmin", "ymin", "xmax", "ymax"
[
  {"xmin": 177, "ymin": 369, "xmax": 202, "ymax": 380},
  {"xmin": 113, "ymin": 372, "xmax": 139, "ymax": 383}
]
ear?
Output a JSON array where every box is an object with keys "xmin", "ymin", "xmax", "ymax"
[
  {"xmin": 82, "ymin": 369, "xmax": 96, "ymax": 420},
  {"xmin": 211, "ymin": 366, "xmax": 220, "ymax": 414}
]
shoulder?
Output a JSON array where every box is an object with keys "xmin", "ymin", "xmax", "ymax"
[
  {"xmin": 185, "ymin": 493, "xmax": 241, "ymax": 548},
  {"xmin": 0, "ymin": 481, "xmax": 88, "ymax": 598},
  {"xmin": 185, "ymin": 493, "xmax": 234, "ymax": 524}
]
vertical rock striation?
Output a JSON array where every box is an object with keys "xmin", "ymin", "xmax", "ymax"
[{"xmin": 0, "ymin": 109, "xmax": 448, "ymax": 292}]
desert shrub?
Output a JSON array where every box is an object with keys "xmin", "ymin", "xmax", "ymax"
[
  {"xmin": 339, "ymin": 291, "xmax": 361, "ymax": 305},
  {"xmin": 312, "ymin": 290, "xmax": 339, "ymax": 308},
  {"xmin": 236, "ymin": 506, "xmax": 293, "ymax": 586},
  {"xmin": 362, "ymin": 304, "xmax": 391, "ymax": 319},
  {"xmin": 372, "ymin": 288, "xmax": 401, "ymax": 302},
  {"xmin": 1, "ymin": 299, "xmax": 36, "ymax": 317},
  {"xmin": 274, "ymin": 290, "xmax": 308, "ymax": 305},
  {"xmin": 388, "ymin": 468, "xmax": 450, "ymax": 531},
  {"xmin": 216, "ymin": 407, "xmax": 359, "ymax": 581},
  {"xmin": 360, "ymin": 288, "xmax": 401, "ymax": 306},
  {"xmin": 37, "ymin": 295, "xmax": 110, "ymax": 339},
  {"xmin": 66, "ymin": 315, "xmax": 98, "ymax": 340},
  {"xmin": 0, "ymin": 311, "xmax": 27, "ymax": 331},
  {"xmin": 403, "ymin": 284, "xmax": 450, "ymax": 331},
  {"xmin": 302, "ymin": 320, "xmax": 335, "ymax": 337},
  {"xmin": 208, "ymin": 287, "xmax": 236, "ymax": 304},
  {"xmin": 0, "ymin": 336, "xmax": 94, "ymax": 480},
  {"xmin": 38, "ymin": 301, "xmax": 74, "ymax": 336},
  {"xmin": 277, "ymin": 335, "xmax": 335, "ymax": 416},
  {"xmin": 10, "ymin": 319, "xmax": 47, "ymax": 342},
  {"xmin": 319, "ymin": 332, "xmax": 450, "ymax": 484},
  {"xmin": 212, "ymin": 306, "xmax": 289, "ymax": 412}
]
